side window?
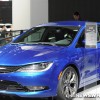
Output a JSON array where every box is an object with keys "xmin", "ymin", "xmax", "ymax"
[{"xmin": 76, "ymin": 30, "xmax": 85, "ymax": 47}]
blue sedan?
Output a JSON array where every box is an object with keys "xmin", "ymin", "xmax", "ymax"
[{"xmin": 0, "ymin": 21, "xmax": 99, "ymax": 100}]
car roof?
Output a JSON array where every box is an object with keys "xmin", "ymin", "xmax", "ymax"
[{"xmin": 37, "ymin": 21, "xmax": 87, "ymax": 27}]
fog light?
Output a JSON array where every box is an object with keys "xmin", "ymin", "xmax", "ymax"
[{"xmin": 26, "ymin": 86, "xmax": 47, "ymax": 91}]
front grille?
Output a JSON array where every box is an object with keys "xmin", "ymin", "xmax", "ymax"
[
  {"xmin": 0, "ymin": 66, "xmax": 20, "ymax": 73},
  {"xmin": 0, "ymin": 80, "xmax": 28, "ymax": 92}
]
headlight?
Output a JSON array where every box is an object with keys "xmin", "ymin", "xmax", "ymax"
[{"xmin": 17, "ymin": 62, "xmax": 53, "ymax": 72}]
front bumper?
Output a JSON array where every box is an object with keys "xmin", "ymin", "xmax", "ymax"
[
  {"xmin": 0, "ymin": 89, "xmax": 56, "ymax": 98},
  {"xmin": 0, "ymin": 70, "xmax": 58, "ymax": 97}
]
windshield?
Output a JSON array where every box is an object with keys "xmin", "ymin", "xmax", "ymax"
[{"xmin": 13, "ymin": 26, "xmax": 80, "ymax": 46}]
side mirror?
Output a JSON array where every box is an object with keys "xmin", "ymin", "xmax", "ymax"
[{"xmin": 76, "ymin": 39, "xmax": 85, "ymax": 48}]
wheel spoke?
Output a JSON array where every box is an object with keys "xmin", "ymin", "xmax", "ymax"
[
  {"xmin": 69, "ymin": 86, "xmax": 73, "ymax": 95},
  {"xmin": 64, "ymin": 87, "xmax": 69, "ymax": 98},
  {"xmin": 70, "ymin": 73, "xmax": 76, "ymax": 84},
  {"xmin": 69, "ymin": 86, "xmax": 76, "ymax": 97},
  {"xmin": 62, "ymin": 83, "xmax": 67, "ymax": 89},
  {"xmin": 62, "ymin": 75, "xmax": 67, "ymax": 84},
  {"xmin": 68, "ymin": 70, "xmax": 72, "ymax": 81}
]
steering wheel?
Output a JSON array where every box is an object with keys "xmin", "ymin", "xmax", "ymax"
[{"xmin": 65, "ymin": 34, "xmax": 72, "ymax": 42}]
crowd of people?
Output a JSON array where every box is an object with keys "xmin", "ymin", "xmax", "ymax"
[{"xmin": 0, "ymin": 25, "xmax": 12, "ymax": 46}]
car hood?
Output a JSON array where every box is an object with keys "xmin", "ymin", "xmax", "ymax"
[{"xmin": 0, "ymin": 44, "xmax": 66, "ymax": 66}]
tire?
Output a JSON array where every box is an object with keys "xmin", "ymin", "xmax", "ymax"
[{"xmin": 57, "ymin": 66, "xmax": 79, "ymax": 100}]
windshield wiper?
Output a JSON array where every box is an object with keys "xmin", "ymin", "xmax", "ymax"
[
  {"xmin": 11, "ymin": 42, "xmax": 27, "ymax": 44},
  {"xmin": 11, "ymin": 42, "xmax": 56, "ymax": 46},
  {"xmin": 35, "ymin": 42, "xmax": 56, "ymax": 46}
]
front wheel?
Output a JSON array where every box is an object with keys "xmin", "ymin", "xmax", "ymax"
[{"xmin": 57, "ymin": 66, "xmax": 79, "ymax": 100}]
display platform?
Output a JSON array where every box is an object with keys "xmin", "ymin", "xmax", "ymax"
[{"xmin": 74, "ymin": 84, "xmax": 100, "ymax": 100}]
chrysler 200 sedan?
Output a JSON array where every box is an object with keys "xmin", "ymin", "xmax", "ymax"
[{"xmin": 0, "ymin": 21, "xmax": 99, "ymax": 100}]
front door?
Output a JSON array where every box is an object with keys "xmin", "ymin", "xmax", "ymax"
[{"xmin": 78, "ymin": 29, "xmax": 98, "ymax": 87}]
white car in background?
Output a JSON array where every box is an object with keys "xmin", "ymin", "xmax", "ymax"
[
  {"xmin": 0, "ymin": 23, "xmax": 12, "ymax": 32},
  {"xmin": 5, "ymin": 23, "xmax": 12, "ymax": 31}
]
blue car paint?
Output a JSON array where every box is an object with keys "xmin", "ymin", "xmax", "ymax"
[{"xmin": 0, "ymin": 21, "xmax": 99, "ymax": 97}]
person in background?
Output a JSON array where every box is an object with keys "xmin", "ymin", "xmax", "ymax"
[
  {"xmin": 73, "ymin": 11, "xmax": 81, "ymax": 21},
  {"xmin": 1, "ymin": 25, "xmax": 7, "ymax": 37},
  {"xmin": 6, "ymin": 25, "xmax": 13, "ymax": 37},
  {"xmin": 6, "ymin": 25, "xmax": 13, "ymax": 43}
]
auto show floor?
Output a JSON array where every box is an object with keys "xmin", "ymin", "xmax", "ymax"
[
  {"xmin": 1, "ymin": 84, "xmax": 100, "ymax": 100},
  {"xmin": 0, "ymin": 96, "xmax": 100, "ymax": 100}
]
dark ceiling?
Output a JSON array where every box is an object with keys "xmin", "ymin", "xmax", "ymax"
[{"xmin": 49, "ymin": 0, "xmax": 100, "ymax": 22}]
